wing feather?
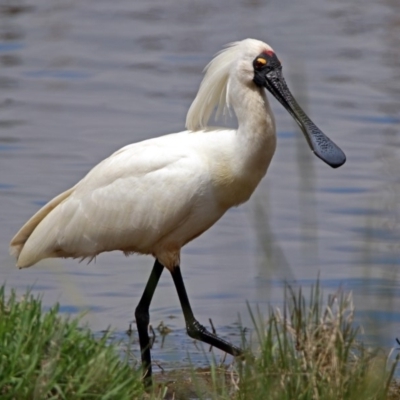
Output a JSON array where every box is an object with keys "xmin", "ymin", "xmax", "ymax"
[{"xmin": 12, "ymin": 133, "xmax": 210, "ymax": 267}]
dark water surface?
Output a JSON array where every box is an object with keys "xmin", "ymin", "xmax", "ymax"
[{"xmin": 1, "ymin": 0, "xmax": 400, "ymax": 367}]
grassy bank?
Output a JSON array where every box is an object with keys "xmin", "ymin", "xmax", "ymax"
[
  {"xmin": 0, "ymin": 283, "xmax": 398, "ymax": 399},
  {"xmin": 0, "ymin": 286, "xmax": 145, "ymax": 399}
]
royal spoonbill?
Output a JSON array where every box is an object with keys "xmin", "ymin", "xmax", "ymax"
[{"xmin": 10, "ymin": 38, "xmax": 346, "ymax": 383}]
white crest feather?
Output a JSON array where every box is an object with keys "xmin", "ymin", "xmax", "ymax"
[{"xmin": 185, "ymin": 41, "xmax": 242, "ymax": 132}]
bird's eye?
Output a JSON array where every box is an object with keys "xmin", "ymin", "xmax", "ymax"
[{"xmin": 254, "ymin": 58, "xmax": 267, "ymax": 69}]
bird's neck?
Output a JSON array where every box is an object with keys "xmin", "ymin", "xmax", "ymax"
[
  {"xmin": 208, "ymin": 77, "xmax": 278, "ymax": 210},
  {"xmin": 229, "ymin": 78, "xmax": 277, "ymax": 176}
]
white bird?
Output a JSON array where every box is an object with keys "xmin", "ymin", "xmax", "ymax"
[{"xmin": 10, "ymin": 38, "xmax": 345, "ymax": 384}]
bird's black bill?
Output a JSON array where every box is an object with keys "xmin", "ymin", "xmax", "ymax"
[{"xmin": 264, "ymin": 67, "xmax": 346, "ymax": 168}]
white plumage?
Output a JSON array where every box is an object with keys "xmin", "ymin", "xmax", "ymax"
[
  {"xmin": 10, "ymin": 38, "xmax": 346, "ymax": 382},
  {"xmin": 10, "ymin": 38, "xmax": 344, "ymax": 271}
]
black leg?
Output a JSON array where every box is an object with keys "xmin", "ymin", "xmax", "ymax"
[
  {"xmin": 170, "ymin": 265, "xmax": 242, "ymax": 357},
  {"xmin": 135, "ymin": 259, "xmax": 164, "ymax": 385}
]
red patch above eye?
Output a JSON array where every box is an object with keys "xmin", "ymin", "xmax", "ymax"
[{"xmin": 262, "ymin": 50, "xmax": 274, "ymax": 57}]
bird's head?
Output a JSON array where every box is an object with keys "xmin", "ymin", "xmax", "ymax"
[
  {"xmin": 251, "ymin": 45, "xmax": 345, "ymax": 168},
  {"xmin": 186, "ymin": 39, "xmax": 346, "ymax": 169}
]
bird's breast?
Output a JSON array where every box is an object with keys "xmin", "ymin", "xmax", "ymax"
[
  {"xmin": 209, "ymin": 134, "xmax": 276, "ymax": 210},
  {"xmin": 210, "ymin": 161, "xmax": 265, "ymax": 209}
]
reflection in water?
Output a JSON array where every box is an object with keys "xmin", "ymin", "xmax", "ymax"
[
  {"xmin": 363, "ymin": 0, "xmax": 400, "ymax": 341},
  {"xmin": 0, "ymin": 0, "xmax": 400, "ymax": 367},
  {"xmin": 291, "ymin": 61, "xmax": 320, "ymax": 271}
]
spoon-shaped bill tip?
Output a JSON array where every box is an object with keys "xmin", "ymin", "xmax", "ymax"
[{"xmin": 308, "ymin": 126, "xmax": 346, "ymax": 168}]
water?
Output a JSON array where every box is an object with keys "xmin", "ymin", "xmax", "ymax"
[{"xmin": 1, "ymin": 0, "xmax": 400, "ymax": 367}]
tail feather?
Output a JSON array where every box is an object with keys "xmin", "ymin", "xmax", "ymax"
[{"xmin": 10, "ymin": 187, "xmax": 75, "ymax": 267}]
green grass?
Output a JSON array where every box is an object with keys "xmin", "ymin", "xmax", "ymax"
[
  {"xmin": 0, "ymin": 283, "xmax": 398, "ymax": 399},
  {"xmin": 0, "ymin": 286, "xmax": 144, "ymax": 399}
]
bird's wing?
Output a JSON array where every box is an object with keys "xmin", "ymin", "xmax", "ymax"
[
  {"xmin": 13, "ymin": 133, "xmax": 213, "ymax": 267},
  {"xmin": 9, "ymin": 186, "xmax": 76, "ymax": 260}
]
